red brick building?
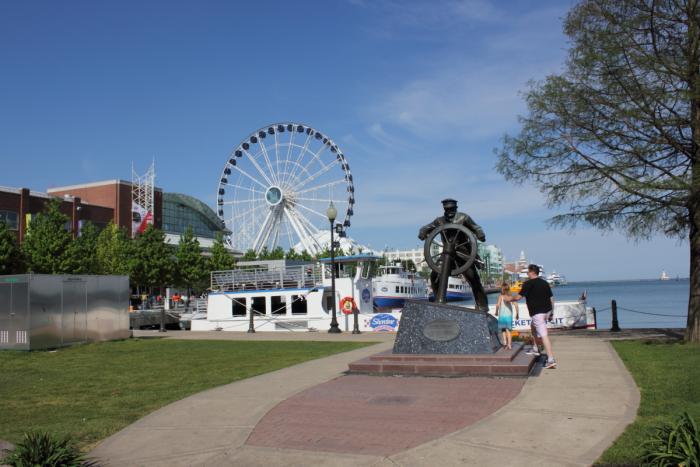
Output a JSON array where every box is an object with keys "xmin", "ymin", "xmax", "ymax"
[
  {"xmin": 0, "ymin": 185, "xmax": 113, "ymax": 243},
  {"xmin": 47, "ymin": 180, "xmax": 163, "ymax": 234}
]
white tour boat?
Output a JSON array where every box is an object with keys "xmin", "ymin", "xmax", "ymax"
[
  {"xmin": 372, "ymin": 264, "xmax": 428, "ymax": 310},
  {"xmin": 428, "ymin": 277, "xmax": 473, "ymax": 302}
]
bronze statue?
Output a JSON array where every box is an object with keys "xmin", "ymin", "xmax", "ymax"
[{"xmin": 418, "ymin": 198, "xmax": 488, "ymax": 311}]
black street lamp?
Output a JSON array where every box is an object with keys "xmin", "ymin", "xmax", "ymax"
[{"xmin": 327, "ymin": 201, "xmax": 341, "ymax": 334}]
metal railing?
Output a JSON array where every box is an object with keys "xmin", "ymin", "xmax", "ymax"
[{"xmin": 211, "ymin": 265, "xmax": 322, "ymax": 292}]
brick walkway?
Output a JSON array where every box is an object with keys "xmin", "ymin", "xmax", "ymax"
[{"xmin": 245, "ymin": 374, "xmax": 525, "ymax": 456}]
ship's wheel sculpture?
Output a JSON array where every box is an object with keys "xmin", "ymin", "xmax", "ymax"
[
  {"xmin": 423, "ymin": 223, "xmax": 477, "ymax": 303},
  {"xmin": 217, "ymin": 123, "xmax": 354, "ymax": 255}
]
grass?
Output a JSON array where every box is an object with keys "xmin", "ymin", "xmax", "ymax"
[
  {"xmin": 598, "ymin": 340, "xmax": 700, "ymax": 465},
  {"xmin": 0, "ymin": 338, "xmax": 372, "ymax": 450}
]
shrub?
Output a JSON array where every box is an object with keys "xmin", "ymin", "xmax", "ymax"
[
  {"xmin": 1, "ymin": 431, "xmax": 98, "ymax": 467},
  {"xmin": 642, "ymin": 412, "xmax": 700, "ymax": 466}
]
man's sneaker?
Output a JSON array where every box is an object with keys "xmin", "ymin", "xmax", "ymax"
[
  {"xmin": 545, "ymin": 359, "xmax": 557, "ymax": 369},
  {"xmin": 525, "ymin": 348, "xmax": 541, "ymax": 356}
]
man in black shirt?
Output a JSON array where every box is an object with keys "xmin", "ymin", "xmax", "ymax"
[{"xmin": 510, "ymin": 264, "xmax": 557, "ymax": 369}]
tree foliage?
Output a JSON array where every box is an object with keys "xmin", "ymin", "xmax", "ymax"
[
  {"xmin": 497, "ymin": 0, "xmax": 700, "ymax": 341},
  {"xmin": 242, "ymin": 249, "xmax": 257, "ymax": 261},
  {"xmin": 62, "ymin": 222, "xmax": 100, "ymax": 274},
  {"xmin": 131, "ymin": 225, "xmax": 173, "ymax": 290},
  {"xmin": 22, "ymin": 199, "xmax": 73, "ymax": 274},
  {"xmin": 175, "ymin": 227, "xmax": 207, "ymax": 294},
  {"xmin": 208, "ymin": 233, "xmax": 236, "ymax": 272},
  {"xmin": 0, "ymin": 222, "xmax": 24, "ymax": 274},
  {"xmin": 96, "ymin": 222, "xmax": 133, "ymax": 276}
]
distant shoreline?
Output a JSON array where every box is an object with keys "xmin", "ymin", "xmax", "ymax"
[{"xmin": 567, "ymin": 278, "xmax": 689, "ymax": 284}]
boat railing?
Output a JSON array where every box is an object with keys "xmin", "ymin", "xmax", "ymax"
[{"xmin": 211, "ymin": 265, "xmax": 322, "ymax": 292}]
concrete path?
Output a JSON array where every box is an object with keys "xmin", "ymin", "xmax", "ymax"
[{"xmin": 91, "ymin": 334, "xmax": 639, "ymax": 466}]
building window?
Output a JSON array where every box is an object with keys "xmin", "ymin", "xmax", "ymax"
[{"xmin": 0, "ymin": 211, "xmax": 19, "ymax": 230}]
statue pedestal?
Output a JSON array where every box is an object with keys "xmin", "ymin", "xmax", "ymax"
[
  {"xmin": 393, "ymin": 300, "xmax": 501, "ymax": 355},
  {"xmin": 348, "ymin": 300, "xmax": 536, "ymax": 377}
]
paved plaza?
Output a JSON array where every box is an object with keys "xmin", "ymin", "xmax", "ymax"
[{"xmin": 91, "ymin": 332, "xmax": 640, "ymax": 466}]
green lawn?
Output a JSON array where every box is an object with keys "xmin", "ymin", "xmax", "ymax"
[
  {"xmin": 598, "ymin": 340, "xmax": 700, "ymax": 465},
  {"xmin": 0, "ymin": 338, "xmax": 372, "ymax": 450}
]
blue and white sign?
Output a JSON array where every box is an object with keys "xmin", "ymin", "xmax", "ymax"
[
  {"xmin": 369, "ymin": 313, "xmax": 398, "ymax": 332},
  {"xmin": 361, "ymin": 288, "xmax": 371, "ymax": 303}
]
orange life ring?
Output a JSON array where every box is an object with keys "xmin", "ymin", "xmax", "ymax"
[{"xmin": 340, "ymin": 296, "xmax": 357, "ymax": 315}]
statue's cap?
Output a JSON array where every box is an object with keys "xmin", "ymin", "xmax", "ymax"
[{"xmin": 441, "ymin": 198, "xmax": 458, "ymax": 208}]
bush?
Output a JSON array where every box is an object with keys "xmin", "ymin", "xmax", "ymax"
[
  {"xmin": 1, "ymin": 431, "xmax": 98, "ymax": 467},
  {"xmin": 642, "ymin": 412, "xmax": 700, "ymax": 466}
]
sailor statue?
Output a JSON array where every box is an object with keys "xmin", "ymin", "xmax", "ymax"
[{"xmin": 418, "ymin": 198, "xmax": 489, "ymax": 311}]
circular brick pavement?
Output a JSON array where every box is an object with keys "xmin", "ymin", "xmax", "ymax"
[{"xmin": 245, "ymin": 374, "xmax": 525, "ymax": 456}]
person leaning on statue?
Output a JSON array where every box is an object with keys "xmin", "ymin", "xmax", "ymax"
[{"xmin": 418, "ymin": 198, "xmax": 489, "ymax": 311}]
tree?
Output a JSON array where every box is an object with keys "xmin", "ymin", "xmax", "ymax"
[
  {"xmin": 497, "ymin": 0, "xmax": 700, "ymax": 342},
  {"xmin": 298, "ymin": 249, "xmax": 313, "ymax": 261},
  {"xmin": 285, "ymin": 248, "xmax": 301, "ymax": 261},
  {"xmin": 268, "ymin": 246, "xmax": 285, "ymax": 260},
  {"xmin": 131, "ymin": 226, "xmax": 173, "ymax": 292},
  {"xmin": 175, "ymin": 227, "xmax": 207, "ymax": 295},
  {"xmin": 22, "ymin": 199, "xmax": 72, "ymax": 273},
  {"xmin": 96, "ymin": 222, "xmax": 134, "ymax": 276},
  {"xmin": 208, "ymin": 233, "xmax": 236, "ymax": 272},
  {"xmin": 242, "ymin": 249, "xmax": 257, "ymax": 261},
  {"xmin": 62, "ymin": 222, "xmax": 100, "ymax": 274},
  {"xmin": 0, "ymin": 222, "xmax": 24, "ymax": 274}
]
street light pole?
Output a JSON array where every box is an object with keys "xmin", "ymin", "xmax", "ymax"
[{"xmin": 327, "ymin": 202, "xmax": 341, "ymax": 334}]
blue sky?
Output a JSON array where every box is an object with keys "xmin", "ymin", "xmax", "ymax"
[{"xmin": 0, "ymin": 0, "xmax": 689, "ymax": 281}]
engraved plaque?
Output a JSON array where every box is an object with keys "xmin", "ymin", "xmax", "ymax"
[{"xmin": 423, "ymin": 319, "xmax": 460, "ymax": 342}]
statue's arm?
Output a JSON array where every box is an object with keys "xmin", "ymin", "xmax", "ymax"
[
  {"xmin": 418, "ymin": 219, "xmax": 438, "ymax": 240},
  {"xmin": 464, "ymin": 215, "xmax": 486, "ymax": 242}
]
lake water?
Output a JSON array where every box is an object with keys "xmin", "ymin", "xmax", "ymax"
[{"xmin": 457, "ymin": 279, "xmax": 690, "ymax": 329}]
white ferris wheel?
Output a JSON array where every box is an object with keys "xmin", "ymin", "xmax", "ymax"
[{"xmin": 216, "ymin": 122, "xmax": 354, "ymax": 255}]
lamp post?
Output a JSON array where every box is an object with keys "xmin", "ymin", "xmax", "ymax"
[{"xmin": 327, "ymin": 202, "xmax": 341, "ymax": 333}]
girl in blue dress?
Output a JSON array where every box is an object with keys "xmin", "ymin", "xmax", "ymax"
[{"xmin": 495, "ymin": 283, "xmax": 519, "ymax": 350}]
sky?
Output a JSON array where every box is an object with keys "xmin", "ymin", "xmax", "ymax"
[{"xmin": 0, "ymin": 0, "xmax": 689, "ymax": 281}]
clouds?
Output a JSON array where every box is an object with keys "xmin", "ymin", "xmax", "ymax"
[{"xmin": 361, "ymin": 1, "xmax": 571, "ymax": 142}]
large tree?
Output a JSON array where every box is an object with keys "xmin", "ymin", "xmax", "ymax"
[
  {"xmin": 175, "ymin": 227, "xmax": 207, "ymax": 295},
  {"xmin": 208, "ymin": 233, "xmax": 236, "ymax": 272},
  {"xmin": 63, "ymin": 222, "xmax": 100, "ymax": 274},
  {"xmin": 0, "ymin": 222, "xmax": 24, "ymax": 274},
  {"xmin": 131, "ymin": 226, "xmax": 173, "ymax": 292},
  {"xmin": 497, "ymin": 0, "xmax": 700, "ymax": 341},
  {"xmin": 22, "ymin": 199, "xmax": 72, "ymax": 274},
  {"xmin": 95, "ymin": 222, "xmax": 134, "ymax": 276}
]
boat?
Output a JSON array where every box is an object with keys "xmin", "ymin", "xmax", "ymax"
[
  {"xmin": 427, "ymin": 276, "xmax": 473, "ymax": 302},
  {"xmin": 446, "ymin": 277, "xmax": 473, "ymax": 301},
  {"xmin": 510, "ymin": 281, "xmax": 523, "ymax": 294},
  {"xmin": 546, "ymin": 271, "xmax": 568, "ymax": 287},
  {"xmin": 660, "ymin": 270, "xmax": 670, "ymax": 281},
  {"xmin": 372, "ymin": 264, "xmax": 428, "ymax": 310},
  {"xmin": 193, "ymin": 255, "xmax": 402, "ymax": 332}
]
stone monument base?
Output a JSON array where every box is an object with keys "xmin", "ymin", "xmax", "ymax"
[
  {"xmin": 348, "ymin": 343, "xmax": 536, "ymax": 377},
  {"xmin": 393, "ymin": 300, "xmax": 501, "ymax": 355}
]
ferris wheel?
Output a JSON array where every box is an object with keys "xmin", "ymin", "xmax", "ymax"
[{"xmin": 216, "ymin": 122, "xmax": 354, "ymax": 255}]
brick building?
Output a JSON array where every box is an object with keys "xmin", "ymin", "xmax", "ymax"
[
  {"xmin": 1, "ymin": 179, "xmax": 232, "ymax": 252},
  {"xmin": 47, "ymin": 180, "xmax": 163, "ymax": 234},
  {"xmin": 0, "ymin": 186, "xmax": 113, "ymax": 243}
]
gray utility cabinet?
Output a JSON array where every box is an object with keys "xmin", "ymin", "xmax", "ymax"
[{"xmin": 0, "ymin": 274, "xmax": 129, "ymax": 350}]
